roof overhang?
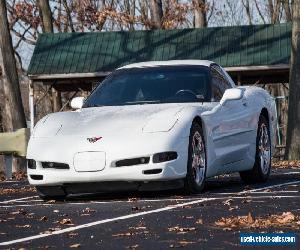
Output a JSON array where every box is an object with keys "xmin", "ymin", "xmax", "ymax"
[
  {"xmin": 28, "ymin": 63, "xmax": 290, "ymax": 90},
  {"xmin": 28, "ymin": 71, "xmax": 111, "ymax": 81},
  {"xmin": 29, "ymin": 64, "xmax": 290, "ymax": 80}
]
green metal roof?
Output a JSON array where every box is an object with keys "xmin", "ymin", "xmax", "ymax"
[{"xmin": 28, "ymin": 23, "xmax": 292, "ymax": 76}]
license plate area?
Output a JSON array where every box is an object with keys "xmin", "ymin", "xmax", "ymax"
[{"xmin": 73, "ymin": 151, "xmax": 106, "ymax": 172}]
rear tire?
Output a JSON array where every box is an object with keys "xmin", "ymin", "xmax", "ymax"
[
  {"xmin": 184, "ymin": 122, "xmax": 207, "ymax": 193},
  {"xmin": 239, "ymin": 115, "xmax": 271, "ymax": 184}
]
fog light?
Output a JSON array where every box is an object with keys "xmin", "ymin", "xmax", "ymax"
[
  {"xmin": 27, "ymin": 159, "xmax": 36, "ymax": 169},
  {"xmin": 153, "ymin": 152, "xmax": 178, "ymax": 163}
]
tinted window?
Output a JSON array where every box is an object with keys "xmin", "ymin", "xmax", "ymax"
[
  {"xmin": 83, "ymin": 66, "xmax": 211, "ymax": 107},
  {"xmin": 211, "ymin": 65, "xmax": 231, "ymax": 101}
]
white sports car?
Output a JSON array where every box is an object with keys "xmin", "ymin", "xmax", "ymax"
[{"xmin": 27, "ymin": 60, "xmax": 277, "ymax": 199}]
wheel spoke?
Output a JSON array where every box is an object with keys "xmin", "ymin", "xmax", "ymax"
[
  {"xmin": 191, "ymin": 131, "xmax": 206, "ymax": 185},
  {"xmin": 258, "ymin": 123, "xmax": 270, "ymax": 175}
]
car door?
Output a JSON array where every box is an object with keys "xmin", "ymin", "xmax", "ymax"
[{"xmin": 206, "ymin": 65, "xmax": 254, "ymax": 174}]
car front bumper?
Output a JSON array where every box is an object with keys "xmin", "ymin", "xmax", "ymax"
[{"xmin": 27, "ymin": 133, "xmax": 189, "ymax": 186}]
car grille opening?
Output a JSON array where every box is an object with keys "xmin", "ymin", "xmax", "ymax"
[
  {"xmin": 115, "ymin": 157, "xmax": 150, "ymax": 167},
  {"xmin": 153, "ymin": 152, "xmax": 178, "ymax": 163},
  {"xmin": 143, "ymin": 169, "xmax": 162, "ymax": 175},
  {"xmin": 41, "ymin": 162, "xmax": 70, "ymax": 169},
  {"xmin": 30, "ymin": 174, "xmax": 43, "ymax": 180},
  {"xmin": 27, "ymin": 159, "xmax": 37, "ymax": 169}
]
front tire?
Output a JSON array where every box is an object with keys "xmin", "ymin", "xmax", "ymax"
[
  {"xmin": 184, "ymin": 122, "xmax": 207, "ymax": 193},
  {"xmin": 240, "ymin": 115, "xmax": 271, "ymax": 183}
]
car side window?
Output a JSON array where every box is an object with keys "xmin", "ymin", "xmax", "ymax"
[{"xmin": 210, "ymin": 65, "xmax": 231, "ymax": 102}]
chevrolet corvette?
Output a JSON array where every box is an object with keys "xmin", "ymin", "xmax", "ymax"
[{"xmin": 26, "ymin": 60, "xmax": 277, "ymax": 199}]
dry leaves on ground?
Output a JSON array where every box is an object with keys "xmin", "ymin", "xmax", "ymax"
[
  {"xmin": 10, "ymin": 209, "xmax": 27, "ymax": 215},
  {"xmin": 13, "ymin": 171, "xmax": 27, "ymax": 181},
  {"xmin": 81, "ymin": 207, "xmax": 96, "ymax": 216},
  {"xmin": 0, "ymin": 186, "xmax": 36, "ymax": 195},
  {"xmin": 0, "ymin": 171, "xmax": 27, "ymax": 181},
  {"xmin": 70, "ymin": 243, "xmax": 81, "ymax": 248},
  {"xmin": 215, "ymin": 211, "xmax": 300, "ymax": 229},
  {"xmin": 169, "ymin": 240, "xmax": 197, "ymax": 248},
  {"xmin": 126, "ymin": 244, "xmax": 139, "ymax": 249},
  {"xmin": 58, "ymin": 218, "xmax": 74, "ymax": 225},
  {"xmin": 168, "ymin": 226, "xmax": 196, "ymax": 234},
  {"xmin": 113, "ymin": 226, "xmax": 149, "ymax": 237},
  {"xmin": 16, "ymin": 224, "xmax": 31, "ymax": 228},
  {"xmin": 272, "ymin": 160, "xmax": 300, "ymax": 169},
  {"xmin": 40, "ymin": 216, "xmax": 48, "ymax": 221}
]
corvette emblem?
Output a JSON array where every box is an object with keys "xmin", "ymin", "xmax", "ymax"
[{"xmin": 87, "ymin": 137, "xmax": 102, "ymax": 143}]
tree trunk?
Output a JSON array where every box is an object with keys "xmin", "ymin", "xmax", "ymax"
[
  {"xmin": 283, "ymin": 0, "xmax": 292, "ymax": 22},
  {"xmin": 0, "ymin": 0, "xmax": 26, "ymax": 131},
  {"xmin": 268, "ymin": 0, "xmax": 281, "ymax": 23},
  {"xmin": 37, "ymin": 0, "xmax": 62, "ymax": 112},
  {"xmin": 242, "ymin": 0, "xmax": 252, "ymax": 25},
  {"xmin": 0, "ymin": 0, "xmax": 27, "ymax": 172},
  {"xmin": 150, "ymin": 0, "xmax": 163, "ymax": 29},
  {"xmin": 37, "ymin": 0, "xmax": 54, "ymax": 33},
  {"xmin": 194, "ymin": 0, "xmax": 207, "ymax": 28},
  {"xmin": 285, "ymin": 0, "xmax": 300, "ymax": 160}
]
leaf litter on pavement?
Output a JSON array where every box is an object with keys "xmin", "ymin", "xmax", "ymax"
[{"xmin": 215, "ymin": 211, "xmax": 300, "ymax": 229}]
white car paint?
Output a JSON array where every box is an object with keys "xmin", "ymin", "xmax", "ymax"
[{"xmin": 26, "ymin": 60, "xmax": 277, "ymax": 188}]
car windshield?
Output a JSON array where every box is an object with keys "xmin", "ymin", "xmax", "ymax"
[{"xmin": 83, "ymin": 66, "xmax": 211, "ymax": 107}]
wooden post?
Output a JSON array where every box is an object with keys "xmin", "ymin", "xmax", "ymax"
[
  {"xmin": 29, "ymin": 80, "xmax": 35, "ymax": 133},
  {"xmin": 237, "ymin": 73, "xmax": 242, "ymax": 86},
  {"xmin": 4, "ymin": 154, "xmax": 12, "ymax": 180}
]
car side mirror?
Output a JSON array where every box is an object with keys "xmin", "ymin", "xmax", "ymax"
[
  {"xmin": 220, "ymin": 88, "xmax": 243, "ymax": 106},
  {"xmin": 70, "ymin": 97, "xmax": 84, "ymax": 109}
]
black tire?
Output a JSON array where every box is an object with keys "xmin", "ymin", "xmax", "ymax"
[
  {"xmin": 36, "ymin": 186, "xmax": 66, "ymax": 201},
  {"xmin": 239, "ymin": 115, "xmax": 271, "ymax": 184},
  {"xmin": 184, "ymin": 122, "xmax": 207, "ymax": 193}
]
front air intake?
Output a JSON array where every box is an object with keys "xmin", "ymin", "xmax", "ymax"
[
  {"xmin": 41, "ymin": 162, "xmax": 70, "ymax": 169},
  {"xmin": 115, "ymin": 157, "xmax": 150, "ymax": 167}
]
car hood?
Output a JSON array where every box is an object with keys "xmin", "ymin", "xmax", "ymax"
[{"xmin": 33, "ymin": 103, "xmax": 212, "ymax": 138}]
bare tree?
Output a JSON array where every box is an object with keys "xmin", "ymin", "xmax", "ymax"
[
  {"xmin": 285, "ymin": 0, "xmax": 300, "ymax": 160},
  {"xmin": 267, "ymin": 0, "xmax": 282, "ymax": 23},
  {"xmin": 242, "ymin": 0, "xmax": 252, "ymax": 25},
  {"xmin": 37, "ymin": 0, "xmax": 62, "ymax": 112},
  {"xmin": 282, "ymin": 0, "xmax": 292, "ymax": 22},
  {"xmin": 194, "ymin": 0, "xmax": 207, "ymax": 27},
  {"xmin": 150, "ymin": 0, "xmax": 163, "ymax": 29},
  {"xmin": 0, "ymin": 0, "xmax": 27, "ymax": 171},
  {"xmin": 0, "ymin": 0, "xmax": 26, "ymax": 131},
  {"xmin": 37, "ymin": 0, "xmax": 53, "ymax": 33}
]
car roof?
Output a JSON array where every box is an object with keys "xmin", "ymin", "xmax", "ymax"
[{"xmin": 117, "ymin": 60, "xmax": 215, "ymax": 70}]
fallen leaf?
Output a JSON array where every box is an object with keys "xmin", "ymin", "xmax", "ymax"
[
  {"xmin": 276, "ymin": 212, "xmax": 295, "ymax": 224},
  {"xmin": 40, "ymin": 216, "xmax": 48, "ymax": 221},
  {"xmin": 168, "ymin": 226, "xmax": 196, "ymax": 233},
  {"xmin": 16, "ymin": 225, "xmax": 31, "ymax": 228},
  {"xmin": 126, "ymin": 244, "xmax": 139, "ymax": 249},
  {"xmin": 128, "ymin": 198, "xmax": 138, "ymax": 202},
  {"xmin": 196, "ymin": 219, "xmax": 203, "ymax": 224},
  {"xmin": 223, "ymin": 199, "xmax": 233, "ymax": 206},
  {"xmin": 59, "ymin": 218, "xmax": 74, "ymax": 225},
  {"xmin": 70, "ymin": 243, "xmax": 81, "ymax": 248},
  {"xmin": 112, "ymin": 232, "xmax": 132, "ymax": 237},
  {"xmin": 47, "ymin": 200, "xmax": 56, "ymax": 204}
]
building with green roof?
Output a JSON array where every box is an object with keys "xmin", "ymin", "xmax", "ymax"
[{"xmin": 28, "ymin": 23, "xmax": 292, "ymax": 91}]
